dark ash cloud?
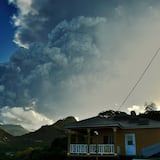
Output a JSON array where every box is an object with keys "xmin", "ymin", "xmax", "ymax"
[
  {"xmin": 3, "ymin": 0, "xmax": 160, "ymax": 128},
  {"xmin": 1, "ymin": 16, "xmax": 109, "ymax": 120},
  {"xmin": 11, "ymin": 0, "xmax": 160, "ymax": 47}
]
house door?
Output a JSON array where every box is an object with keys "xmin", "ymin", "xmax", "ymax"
[{"xmin": 125, "ymin": 133, "xmax": 136, "ymax": 155}]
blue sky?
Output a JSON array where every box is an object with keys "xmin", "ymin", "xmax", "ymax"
[
  {"xmin": 0, "ymin": 0, "xmax": 17, "ymax": 62},
  {"xmin": 1, "ymin": 0, "xmax": 160, "ymax": 130}
]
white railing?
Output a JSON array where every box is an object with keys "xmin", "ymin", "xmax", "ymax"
[
  {"xmin": 70, "ymin": 144, "xmax": 114, "ymax": 155},
  {"xmin": 70, "ymin": 144, "xmax": 88, "ymax": 154},
  {"xmin": 90, "ymin": 144, "xmax": 114, "ymax": 154}
]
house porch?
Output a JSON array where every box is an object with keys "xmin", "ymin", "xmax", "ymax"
[{"xmin": 67, "ymin": 127, "xmax": 118, "ymax": 157}]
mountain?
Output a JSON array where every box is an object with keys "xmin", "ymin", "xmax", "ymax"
[
  {"xmin": 0, "ymin": 128, "xmax": 13, "ymax": 144},
  {"xmin": 15, "ymin": 116, "xmax": 77, "ymax": 146},
  {"xmin": 0, "ymin": 124, "xmax": 29, "ymax": 136},
  {"xmin": 0, "ymin": 116, "xmax": 77, "ymax": 155},
  {"xmin": 0, "ymin": 128, "xmax": 14, "ymax": 154},
  {"xmin": 53, "ymin": 116, "xmax": 77, "ymax": 128}
]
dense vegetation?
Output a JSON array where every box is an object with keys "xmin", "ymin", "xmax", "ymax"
[{"xmin": 12, "ymin": 137, "xmax": 68, "ymax": 160}]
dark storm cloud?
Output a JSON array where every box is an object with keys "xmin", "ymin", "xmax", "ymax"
[
  {"xmin": 12, "ymin": 0, "xmax": 116, "ymax": 46},
  {"xmin": 0, "ymin": 16, "xmax": 107, "ymax": 118},
  {"xmin": 11, "ymin": 0, "xmax": 160, "ymax": 47},
  {"xmin": 3, "ymin": 0, "xmax": 160, "ymax": 128}
]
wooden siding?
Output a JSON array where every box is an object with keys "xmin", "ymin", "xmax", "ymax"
[
  {"xmin": 68, "ymin": 127, "xmax": 160, "ymax": 156},
  {"xmin": 116, "ymin": 128, "xmax": 160, "ymax": 156},
  {"xmin": 91, "ymin": 128, "xmax": 113, "ymax": 144}
]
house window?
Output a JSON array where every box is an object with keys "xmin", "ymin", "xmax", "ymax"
[
  {"xmin": 103, "ymin": 135, "xmax": 114, "ymax": 144},
  {"xmin": 127, "ymin": 135, "xmax": 134, "ymax": 145}
]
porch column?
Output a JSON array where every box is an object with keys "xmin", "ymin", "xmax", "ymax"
[
  {"xmin": 75, "ymin": 131, "xmax": 78, "ymax": 143},
  {"xmin": 67, "ymin": 129, "xmax": 71, "ymax": 155},
  {"xmin": 87, "ymin": 128, "xmax": 90, "ymax": 155},
  {"xmin": 113, "ymin": 127, "xmax": 117, "ymax": 155}
]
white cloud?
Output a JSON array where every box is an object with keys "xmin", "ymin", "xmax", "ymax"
[
  {"xmin": 0, "ymin": 106, "xmax": 53, "ymax": 131},
  {"xmin": 127, "ymin": 105, "xmax": 145, "ymax": 114},
  {"xmin": 9, "ymin": 0, "xmax": 35, "ymax": 16},
  {"xmin": 75, "ymin": 117, "xmax": 79, "ymax": 121},
  {"xmin": 9, "ymin": 0, "xmax": 37, "ymax": 47},
  {"xmin": 13, "ymin": 30, "xmax": 29, "ymax": 48}
]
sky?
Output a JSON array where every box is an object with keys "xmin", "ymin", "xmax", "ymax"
[
  {"xmin": 0, "ymin": 0, "xmax": 17, "ymax": 62},
  {"xmin": 1, "ymin": 0, "xmax": 160, "ymax": 130}
]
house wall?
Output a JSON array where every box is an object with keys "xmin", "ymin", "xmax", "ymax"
[
  {"xmin": 89, "ymin": 128, "xmax": 160, "ymax": 156},
  {"xmin": 116, "ymin": 128, "xmax": 160, "ymax": 156},
  {"xmin": 69, "ymin": 127, "xmax": 160, "ymax": 156},
  {"xmin": 91, "ymin": 128, "xmax": 113, "ymax": 144},
  {"xmin": 70, "ymin": 128, "xmax": 115, "ymax": 144}
]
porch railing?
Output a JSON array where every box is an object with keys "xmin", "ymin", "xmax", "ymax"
[{"xmin": 70, "ymin": 144, "xmax": 114, "ymax": 155}]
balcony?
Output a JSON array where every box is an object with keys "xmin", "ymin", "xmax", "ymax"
[{"xmin": 70, "ymin": 144, "xmax": 114, "ymax": 155}]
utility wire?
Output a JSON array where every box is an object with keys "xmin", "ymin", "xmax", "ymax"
[{"xmin": 118, "ymin": 48, "xmax": 160, "ymax": 111}]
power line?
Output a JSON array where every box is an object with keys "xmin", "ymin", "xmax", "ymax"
[{"xmin": 118, "ymin": 48, "xmax": 160, "ymax": 111}]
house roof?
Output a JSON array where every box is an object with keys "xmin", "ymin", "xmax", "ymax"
[{"xmin": 65, "ymin": 115, "xmax": 160, "ymax": 130}]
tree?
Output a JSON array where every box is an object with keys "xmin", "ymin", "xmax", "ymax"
[
  {"xmin": 144, "ymin": 102, "xmax": 157, "ymax": 113},
  {"xmin": 138, "ymin": 102, "xmax": 160, "ymax": 121},
  {"xmin": 98, "ymin": 109, "xmax": 127, "ymax": 118}
]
